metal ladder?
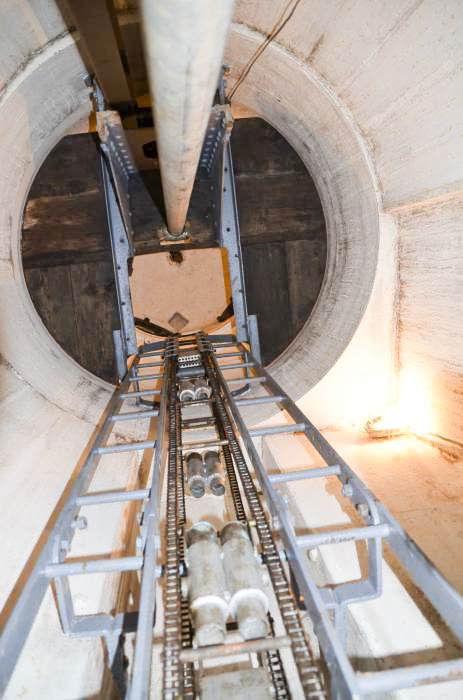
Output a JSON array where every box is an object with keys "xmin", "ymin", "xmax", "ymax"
[
  {"xmin": 3, "ymin": 333, "xmax": 463, "ymax": 699},
  {"xmin": 204, "ymin": 334, "xmax": 463, "ymax": 699},
  {"xmin": 0, "ymin": 339, "xmax": 172, "ymax": 696}
]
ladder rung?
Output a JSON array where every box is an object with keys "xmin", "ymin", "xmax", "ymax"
[
  {"xmin": 296, "ymin": 523, "xmax": 391, "ymax": 549},
  {"xmin": 356, "ymin": 658, "xmax": 463, "ymax": 695},
  {"xmin": 129, "ymin": 374, "xmax": 163, "ymax": 382},
  {"xmin": 139, "ymin": 352, "xmax": 164, "ymax": 359},
  {"xmin": 236, "ymin": 395, "xmax": 284, "ymax": 406},
  {"xmin": 249, "ymin": 422, "xmax": 306, "ymax": 437},
  {"xmin": 44, "ymin": 555, "xmax": 143, "ymax": 577},
  {"xmin": 76, "ymin": 489, "xmax": 150, "ymax": 506},
  {"xmin": 218, "ymin": 362, "xmax": 254, "ymax": 370},
  {"xmin": 211, "ymin": 342, "xmax": 238, "ymax": 349},
  {"xmin": 95, "ymin": 440, "xmax": 156, "ymax": 455},
  {"xmin": 268, "ymin": 465, "xmax": 341, "ymax": 483},
  {"xmin": 227, "ymin": 376, "xmax": 266, "ymax": 385},
  {"xmin": 120, "ymin": 389, "xmax": 162, "ymax": 398},
  {"xmin": 111, "ymin": 409, "xmax": 158, "ymax": 422},
  {"xmin": 180, "ymin": 635, "xmax": 291, "ymax": 663},
  {"xmin": 136, "ymin": 361, "xmax": 163, "ymax": 368},
  {"xmin": 214, "ymin": 351, "xmax": 242, "ymax": 358},
  {"xmin": 181, "ymin": 439, "xmax": 228, "ymax": 451}
]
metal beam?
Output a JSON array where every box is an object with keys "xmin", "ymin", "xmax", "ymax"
[
  {"xmin": 67, "ymin": 0, "xmax": 133, "ymax": 108},
  {"xmin": 140, "ymin": 0, "xmax": 234, "ymax": 236},
  {"xmin": 220, "ymin": 142, "xmax": 250, "ymax": 343},
  {"xmin": 101, "ymin": 152, "xmax": 137, "ymax": 368}
]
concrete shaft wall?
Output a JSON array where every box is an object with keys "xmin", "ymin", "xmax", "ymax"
[
  {"xmin": 228, "ymin": 0, "xmax": 463, "ymax": 439},
  {"xmin": 0, "ymin": 0, "xmax": 462, "ymax": 696}
]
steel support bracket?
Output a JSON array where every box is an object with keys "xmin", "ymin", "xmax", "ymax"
[{"xmin": 97, "ymin": 110, "xmax": 137, "ymax": 252}]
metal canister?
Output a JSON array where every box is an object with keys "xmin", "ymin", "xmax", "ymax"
[
  {"xmin": 203, "ymin": 450, "xmax": 225, "ymax": 496},
  {"xmin": 186, "ymin": 452, "xmax": 206, "ymax": 498},
  {"xmin": 221, "ymin": 522, "xmax": 269, "ymax": 640},
  {"xmin": 186, "ymin": 522, "xmax": 228, "ymax": 646}
]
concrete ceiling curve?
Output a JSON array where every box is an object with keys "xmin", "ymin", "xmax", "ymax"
[{"xmin": 0, "ymin": 0, "xmax": 462, "ymax": 435}]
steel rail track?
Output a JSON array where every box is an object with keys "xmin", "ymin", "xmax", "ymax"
[
  {"xmin": 162, "ymin": 343, "xmax": 183, "ymax": 699},
  {"xmin": 209, "ymin": 382, "xmax": 291, "ymax": 699},
  {"xmin": 199, "ymin": 337, "xmax": 326, "ymax": 699}
]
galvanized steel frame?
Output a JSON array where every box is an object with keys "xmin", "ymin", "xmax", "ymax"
[
  {"xmin": 0, "ymin": 344, "xmax": 169, "ymax": 695},
  {"xmin": 98, "ymin": 110, "xmax": 137, "ymax": 248},
  {"xmin": 100, "ymin": 146, "xmax": 137, "ymax": 369},
  {"xmin": 211, "ymin": 340, "xmax": 463, "ymax": 699}
]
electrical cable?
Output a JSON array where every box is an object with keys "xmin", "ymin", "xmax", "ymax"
[{"xmin": 228, "ymin": 0, "xmax": 302, "ymax": 101}]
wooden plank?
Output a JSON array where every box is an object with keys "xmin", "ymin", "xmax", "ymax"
[
  {"xmin": 235, "ymin": 172, "xmax": 325, "ymax": 244},
  {"xmin": 232, "ymin": 118, "xmax": 306, "ymax": 175},
  {"xmin": 69, "ymin": 261, "xmax": 118, "ymax": 383},
  {"xmin": 22, "ymin": 189, "xmax": 110, "ymax": 258},
  {"xmin": 22, "ymin": 134, "xmax": 110, "ymax": 261},
  {"xmin": 27, "ymin": 134, "xmax": 101, "ymax": 198},
  {"xmin": 66, "ymin": 0, "xmax": 133, "ymax": 107},
  {"xmin": 22, "ymin": 250, "xmax": 111, "ymax": 269},
  {"xmin": 242, "ymin": 243, "xmax": 291, "ymax": 365},
  {"xmin": 24, "ymin": 267, "xmax": 78, "ymax": 360},
  {"xmin": 285, "ymin": 239, "xmax": 326, "ymax": 337},
  {"xmin": 130, "ymin": 170, "xmax": 216, "ymax": 246}
]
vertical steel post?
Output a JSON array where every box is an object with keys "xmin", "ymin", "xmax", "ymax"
[
  {"xmin": 101, "ymin": 154, "xmax": 137, "ymax": 369},
  {"xmin": 220, "ymin": 142, "xmax": 250, "ymax": 344}
]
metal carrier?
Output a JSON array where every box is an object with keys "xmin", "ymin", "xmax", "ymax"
[{"xmin": 2, "ymin": 333, "xmax": 463, "ymax": 699}]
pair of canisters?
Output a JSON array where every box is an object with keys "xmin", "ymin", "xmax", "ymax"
[{"xmin": 185, "ymin": 521, "xmax": 269, "ymax": 647}]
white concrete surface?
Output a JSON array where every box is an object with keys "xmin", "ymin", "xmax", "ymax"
[
  {"xmin": 228, "ymin": 0, "xmax": 463, "ymax": 440},
  {"xmin": 263, "ymin": 431, "xmax": 463, "ymax": 699},
  {"xmin": 0, "ymin": 0, "xmax": 462, "ymax": 697}
]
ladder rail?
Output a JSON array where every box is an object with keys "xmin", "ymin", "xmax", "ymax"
[
  {"xmin": 128, "ymin": 340, "xmax": 173, "ymax": 698},
  {"xmin": 0, "ymin": 354, "xmax": 140, "ymax": 694},
  {"xmin": 222, "ymin": 344, "xmax": 463, "ymax": 697},
  {"xmin": 239, "ymin": 345, "xmax": 463, "ymax": 641}
]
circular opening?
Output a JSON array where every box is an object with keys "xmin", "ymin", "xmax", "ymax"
[{"xmin": 21, "ymin": 117, "xmax": 327, "ymax": 382}]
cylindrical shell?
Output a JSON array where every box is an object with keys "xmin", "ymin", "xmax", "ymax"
[
  {"xmin": 140, "ymin": 0, "xmax": 235, "ymax": 235},
  {"xmin": 178, "ymin": 379, "xmax": 196, "ymax": 402},
  {"xmin": 186, "ymin": 452, "xmax": 205, "ymax": 498},
  {"xmin": 186, "ymin": 522, "xmax": 228, "ymax": 646},
  {"xmin": 204, "ymin": 450, "xmax": 225, "ymax": 495},
  {"xmin": 221, "ymin": 522, "xmax": 269, "ymax": 640},
  {"xmin": 194, "ymin": 378, "xmax": 211, "ymax": 400}
]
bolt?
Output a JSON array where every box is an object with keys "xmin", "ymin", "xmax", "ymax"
[
  {"xmin": 71, "ymin": 516, "xmax": 88, "ymax": 530},
  {"xmin": 308, "ymin": 548, "xmax": 319, "ymax": 562},
  {"xmin": 356, "ymin": 503, "xmax": 370, "ymax": 519},
  {"xmin": 342, "ymin": 481, "xmax": 353, "ymax": 499}
]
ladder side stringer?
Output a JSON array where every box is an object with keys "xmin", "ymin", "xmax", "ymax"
[
  {"xmin": 0, "ymin": 341, "xmax": 168, "ymax": 696},
  {"xmin": 210, "ymin": 336, "xmax": 463, "ymax": 699},
  {"xmin": 2, "ymin": 333, "xmax": 463, "ymax": 700}
]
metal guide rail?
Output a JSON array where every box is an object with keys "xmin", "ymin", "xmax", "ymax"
[
  {"xmin": 0, "ymin": 345, "xmax": 166, "ymax": 695},
  {"xmin": 158, "ymin": 334, "xmax": 325, "ymax": 699},
  {"xmin": 2, "ymin": 333, "xmax": 463, "ymax": 700},
  {"xmin": 199, "ymin": 334, "xmax": 463, "ymax": 700}
]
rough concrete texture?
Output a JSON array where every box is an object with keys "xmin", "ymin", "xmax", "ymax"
[
  {"xmin": 228, "ymin": 0, "xmax": 463, "ymax": 442},
  {"xmin": 0, "ymin": 0, "xmax": 462, "ymax": 697},
  {"xmin": 264, "ymin": 431, "xmax": 463, "ymax": 699},
  {"xmin": 0, "ymin": 7, "xmax": 151, "ymax": 697}
]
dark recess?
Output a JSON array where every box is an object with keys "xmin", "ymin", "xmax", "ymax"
[
  {"xmin": 21, "ymin": 118, "xmax": 326, "ymax": 381},
  {"xmin": 233, "ymin": 119, "xmax": 326, "ymax": 365}
]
